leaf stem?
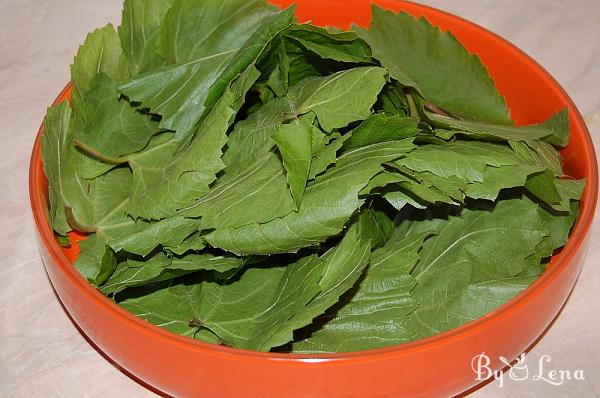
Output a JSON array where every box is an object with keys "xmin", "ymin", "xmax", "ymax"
[
  {"xmin": 405, "ymin": 91, "xmax": 420, "ymax": 122},
  {"xmin": 217, "ymin": 339, "xmax": 232, "ymax": 347},
  {"xmin": 188, "ymin": 318, "xmax": 204, "ymax": 328},
  {"xmin": 65, "ymin": 206, "xmax": 97, "ymax": 233},
  {"xmin": 282, "ymin": 112, "xmax": 299, "ymax": 122},
  {"xmin": 425, "ymin": 103, "xmax": 451, "ymax": 117},
  {"xmin": 73, "ymin": 139, "xmax": 129, "ymax": 165}
]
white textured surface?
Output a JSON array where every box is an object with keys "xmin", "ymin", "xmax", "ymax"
[{"xmin": 0, "ymin": 1, "xmax": 598, "ymax": 397}]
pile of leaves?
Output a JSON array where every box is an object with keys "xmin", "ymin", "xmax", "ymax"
[{"xmin": 41, "ymin": 0, "xmax": 584, "ymax": 353}]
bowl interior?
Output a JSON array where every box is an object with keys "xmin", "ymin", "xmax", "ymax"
[{"xmin": 30, "ymin": 0, "xmax": 598, "ymax": 361}]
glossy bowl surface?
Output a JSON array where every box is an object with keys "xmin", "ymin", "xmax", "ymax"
[{"xmin": 29, "ymin": 1, "xmax": 598, "ymax": 397}]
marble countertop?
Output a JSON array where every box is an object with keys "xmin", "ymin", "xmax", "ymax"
[{"xmin": 1, "ymin": 1, "xmax": 598, "ymax": 397}]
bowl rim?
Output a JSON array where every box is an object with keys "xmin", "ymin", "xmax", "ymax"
[{"xmin": 29, "ymin": 0, "xmax": 598, "ymax": 364}]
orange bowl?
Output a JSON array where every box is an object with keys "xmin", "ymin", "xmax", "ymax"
[{"xmin": 29, "ymin": 1, "xmax": 598, "ymax": 397}]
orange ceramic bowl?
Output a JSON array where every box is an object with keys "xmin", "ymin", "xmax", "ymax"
[{"xmin": 29, "ymin": 1, "xmax": 598, "ymax": 397}]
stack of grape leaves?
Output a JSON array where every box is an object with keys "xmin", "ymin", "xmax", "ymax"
[{"xmin": 41, "ymin": 0, "xmax": 584, "ymax": 353}]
